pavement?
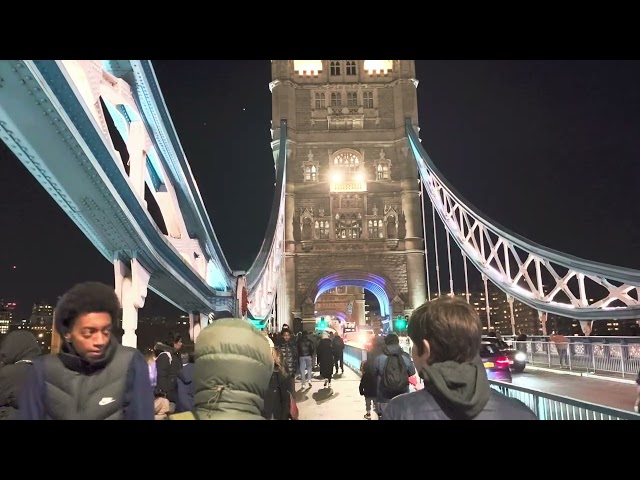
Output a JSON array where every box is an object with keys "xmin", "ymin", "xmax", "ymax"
[
  {"xmin": 295, "ymin": 361, "xmax": 639, "ymax": 419},
  {"xmin": 295, "ymin": 367, "xmax": 373, "ymax": 420}
]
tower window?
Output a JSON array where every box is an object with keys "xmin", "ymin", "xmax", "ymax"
[
  {"xmin": 346, "ymin": 61, "xmax": 357, "ymax": 76},
  {"xmin": 304, "ymin": 165, "xmax": 317, "ymax": 182},
  {"xmin": 347, "ymin": 92, "xmax": 358, "ymax": 107},
  {"xmin": 330, "ymin": 61, "xmax": 341, "ymax": 76},
  {"xmin": 363, "ymin": 91, "xmax": 374, "ymax": 108},
  {"xmin": 368, "ymin": 219, "xmax": 384, "ymax": 238},
  {"xmin": 315, "ymin": 220, "xmax": 330, "ymax": 239},
  {"xmin": 330, "ymin": 92, "xmax": 342, "ymax": 107},
  {"xmin": 315, "ymin": 92, "xmax": 325, "ymax": 109},
  {"xmin": 376, "ymin": 162, "xmax": 390, "ymax": 180}
]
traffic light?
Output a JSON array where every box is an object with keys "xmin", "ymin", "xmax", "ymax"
[
  {"xmin": 317, "ymin": 317, "xmax": 328, "ymax": 330},
  {"xmin": 394, "ymin": 316, "xmax": 407, "ymax": 333}
]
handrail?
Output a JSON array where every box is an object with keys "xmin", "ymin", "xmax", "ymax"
[{"xmin": 489, "ymin": 379, "xmax": 640, "ymax": 420}]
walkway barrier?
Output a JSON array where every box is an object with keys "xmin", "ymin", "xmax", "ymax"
[
  {"xmin": 489, "ymin": 380, "xmax": 640, "ymax": 420},
  {"xmin": 344, "ymin": 344, "xmax": 367, "ymax": 373},
  {"xmin": 508, "ymin": 340, "xmax": 640, "ymax": 378},
  {"xmin": 346, "ymin": 343, "xmax": 640, "ymax": 420}
]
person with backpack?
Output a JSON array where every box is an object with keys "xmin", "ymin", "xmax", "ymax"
[
  {"xmin": 373, "ymin": 332, "xmax": 416, "ymax": 419},
  {"xmin": 359, "ymin": 338, "xmax": 384, "ymax": 419},
  {"xmin": 0, "ymin": 330, "xmax": 42, "ymax": 420},
  {"xmin": 383, "ymin": 297, "xmax": 538, "ymax": 420}
]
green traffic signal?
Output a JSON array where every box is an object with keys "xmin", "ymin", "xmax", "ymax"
[{"xmin": 394, "ymin": 316, "xmax": 407, "ymax": 330}]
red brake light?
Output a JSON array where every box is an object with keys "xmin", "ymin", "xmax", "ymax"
[{"xmin": 495, "ymin": 356, "xmax": 510, "ymax": 367}]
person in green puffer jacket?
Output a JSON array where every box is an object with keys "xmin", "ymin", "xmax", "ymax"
[{"xmin": 169, "ymin": 318, "xmax": 274, "ymax": 420}]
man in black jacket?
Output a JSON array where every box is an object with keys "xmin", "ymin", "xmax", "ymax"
[
  {"xmin": 19, "ymin": 282, "xmax": 154, "ymax": 420},
  {"xmin": 384, "ymin": 296, "xmax": 537, "ymax": 420}
]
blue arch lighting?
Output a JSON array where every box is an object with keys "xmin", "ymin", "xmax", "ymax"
[{"xmin": 314, "ymin": 272, "xmax": 391, "ymax": 318}]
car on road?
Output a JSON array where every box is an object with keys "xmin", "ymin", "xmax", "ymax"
[
  {"xmin": 482, "ymin": 337, "xmax": 527, "ymax": 372},
  {"xmin": 480, "ymin": 342, "xmax": 512, "ymax": 382}
]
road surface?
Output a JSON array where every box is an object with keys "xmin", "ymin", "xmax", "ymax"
[{"xmin": 511, "ymin": 369, "xmax": 637, "ymax": 412}]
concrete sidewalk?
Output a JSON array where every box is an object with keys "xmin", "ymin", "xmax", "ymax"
[{"xmin": 295, "ymin": 367, "xmax": 373, "ymax": 420}]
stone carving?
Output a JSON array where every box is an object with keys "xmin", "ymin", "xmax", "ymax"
[
  {"xmin": 302, "ymin": 217, "xmax": 313, "ymax": 241},
  {"xmin": 308, "ymin": 150, "xmax": 314, "ymax": 162},
  {"xmin": 372, "ymin": 204, "xmax": 378, "ymax": 216},
  {"xmin": 302, "ymin": 298, "xmax": 315, "ymax": 316},
  {"xmin": 379, "ymin": 148, "xmax": 386, "ymax": 160},
  {"xmin": 386, "ymin": 215, "xmax": 397, "ymax": 239},
  {"xmin": 318, "ymin": 207, "xmax": 324, "ymax": 217}
]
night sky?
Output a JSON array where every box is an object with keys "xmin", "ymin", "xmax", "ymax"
[{"xmin": 1, "ymin": 60, "xmax": 638, "ymax": 320}]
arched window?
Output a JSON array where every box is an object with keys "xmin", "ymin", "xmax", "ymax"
[
  {"xmin": 346, "ymin": 61, "xmax": 357, "ymax": 76},
  {"xmin": 330, "ymin": 92, "xmax": 342, "ymax": 107},
  {"xmin": 332, "ymin": 150, "xmax": 360, "ymax": 174},
  {"xmin": 315, "ymin": 92, "xmax": 325, "ymax": 109},
  {"xmin": 330, "ymin": 61, "xmax": 341, "ymax": 76},
  {"xmin": 363, "ymin": 91, "xmax": 374, "ymax": 108},
  {"xmin": 304, "ymin": 164, "xmax": 317, "ymax": 182},
  {"xmin": 347, "ymin": 91, "xmax": 358, "ymax": 107}
]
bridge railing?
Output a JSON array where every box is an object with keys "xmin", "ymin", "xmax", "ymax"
[
  {"xmin": 344, "ymin": 344, "xmax": 640, "ymax": 419},
  {"xmin": 489, "ymin": 380, "xmax": 640, "ymax": 420},
  {"xmin": 509, "ymin": 340, "xmax": 640, "ymax": 378}
]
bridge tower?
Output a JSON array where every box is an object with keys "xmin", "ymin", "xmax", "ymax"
[{"xmin": 270, "ymin": 60, "xmax": 426, "ymax": 332}]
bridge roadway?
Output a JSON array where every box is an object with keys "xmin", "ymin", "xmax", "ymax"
[
  {"xmin": 511, "ymin": 369, "xmax": 638, "ymax": 412},
  {"xmin": 295, "ymin": 364, "xmax": 638, "ymax": 420}
]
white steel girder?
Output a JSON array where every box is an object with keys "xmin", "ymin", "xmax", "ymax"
[{"xmin": 405, "ymin": 118, "xmax": 640, "ymax": 321}]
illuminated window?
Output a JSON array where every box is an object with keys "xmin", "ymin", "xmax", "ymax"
[
  {"xmin": 336, "ymin": 213, "xmax": 362, "ymax": 239},
  {"xmin": 315, "ymin": 220, "xmax": 330, "ymax": 239},
  {"xmin": 330, "ymin": 61, "xmax": 341, "ymax": 76},
  {"xmin": 363, "ymin": 91, "xmax": 374, "ymax": 108},
  {"xmin": 330, "ymin": 92, "xmax": 342, "ymax": 107},
  {"xmin": 304, "ymin": 164, "xmax": 317, "ymax": 182},
  {"xmin": 368, "ymin": 219, "xmax": 384, "ymax": 238},
  {"xmin": 347, "ymin": 92, "xmax": 358, "ymax": 107},
  {"xmin": 333, "ymin": 151, "xmax": 360, "ymax": 173},
  {"xmin": 315, "ymin": 92, "xmax": 326, "ymax": 109},
  {"xmin": 376, "ymin": 162, "xmax": 390, "ymax": 180},
  {"xmin": 346, "ymin": 61, "xmax": 357, "ymax": 75}
]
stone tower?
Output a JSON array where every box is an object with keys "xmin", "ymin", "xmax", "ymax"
[{"xmin": 270, "ymin": 60, "xmax": 426, "ymax": 332}]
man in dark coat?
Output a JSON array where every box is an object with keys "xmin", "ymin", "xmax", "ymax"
[
  {"xmin": 316, "ymin": 331, "xmax": 334, "ymax": 388},
  {"xmin": 0, "ymin": 330, "xmax": 42, "ymax": 420}
]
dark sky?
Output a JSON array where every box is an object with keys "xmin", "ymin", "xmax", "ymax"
[{"xmin": 1, "ymin": 60, "xmax": 638, "ymax": 319}]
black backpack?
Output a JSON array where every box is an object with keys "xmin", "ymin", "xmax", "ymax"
[{"xmin": 381, "ymin": 350, "xmax": 410, "ymax": 397}]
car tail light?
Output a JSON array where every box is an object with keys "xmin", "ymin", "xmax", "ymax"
[{"xmin": 495, "ymin": 356, "xmax": 510, "ymax": 368}]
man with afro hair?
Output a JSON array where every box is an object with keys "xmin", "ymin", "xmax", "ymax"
[{"xmin": 19, "ymin": 281, "xmax": 154, "ymax": 420}]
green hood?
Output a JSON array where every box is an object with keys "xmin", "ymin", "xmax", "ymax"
[{"xmin": 420, "ymin": 356, "xmax": 490, "ymax": 419}]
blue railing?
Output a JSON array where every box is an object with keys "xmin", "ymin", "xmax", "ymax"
[
  {"xmin": 345, "ymin": 343, "xmax": 640, "ymax": 420},
  {"xmin": 489, "ymin": 380, "xmax": 640, "ymax": 420}
]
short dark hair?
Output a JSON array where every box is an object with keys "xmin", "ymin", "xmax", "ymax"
[
  {"xmin": 54, "ymin": 282, "xmax": 120, "ymax": 335},
  {"xmin": 384, "ymin": 332, "xmax": 400, "ymax": 345},
  {"xmin": 407, "ymin": 296, "xmax": 482, "ymax": 364}
]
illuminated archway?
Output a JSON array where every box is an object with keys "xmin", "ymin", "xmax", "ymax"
[{"xmin": 308, "ymin": 269, "xmax": 398, "ymax": 319}]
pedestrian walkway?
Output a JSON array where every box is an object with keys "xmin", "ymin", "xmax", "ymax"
[{"xmin": 295, "ymin": 366, "xmax": 370, "ymax": 420}]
